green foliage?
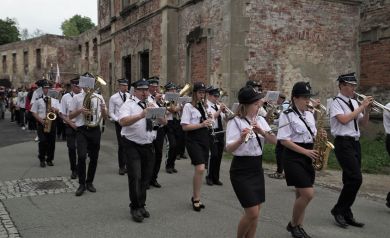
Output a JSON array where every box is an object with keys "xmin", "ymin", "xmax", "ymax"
[
  {"xmin": 61, "ymin": 15, "xmax": 95, "ymax": 36},
  {"xmin": 224, "ymin": 136, "xmax": 390, "ymax": 175},
  {"xmin": 0, "ymin": 17, "xmax": 20, "ymax": 45}
]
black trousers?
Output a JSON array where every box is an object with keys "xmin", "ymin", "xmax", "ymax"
[
  {"xmin": 166, "ymin": 120, "xmax": 181, "ymax": 168},
  {"xmin": 386, "ymin": 134, "xmax": 390, "ymax": 157},
  {"xmin": 65, "ymin": 125, "xmax": 77, "ymax": 172},
  {"xmin": 275, "ymin": 140, "xmax": 285, "ymax": 173},
  {"xmin": 207, "ymin": 132, "xmax": 224, "ymax": 182},
  {"xmin": 123, "ymin": 138, "xmax": 155, "ymax": 209},
  {"xmin": 19, "ymin": 108, "xmax": 26, "ymax": 126},
  {"xmin": 114, "ymin": 122, "xmax": 126, "ymax": 170},
  {"xmin": 76, "ymin": 126, "xmax": 101, "ymax": 185},
  {"xmin": 332, "ymin": 136, "xmax": 362, "ymax": 217},
  {"xmin": 56, "ymin": 117, "xmax": 66, "ymax": 139},
  {"xmin": 152, "ymin": 127, "xmax": 166, "ymax": 181},
  {"xmin": 27, "ymin": 111, "xmax": 36, "ymax": 130},
  {"xmin": 37, "ymin": 122, "xmax": 56, "ymax": 162}
]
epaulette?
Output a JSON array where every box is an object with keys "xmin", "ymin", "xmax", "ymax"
[{"xmin": 283, "ymin": 108, "xmax": 293, "ymax": 114}]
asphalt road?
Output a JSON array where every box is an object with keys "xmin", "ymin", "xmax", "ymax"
[{"xmin": 0, "ymin": 111, "xmax": 389, "ymax": 238}]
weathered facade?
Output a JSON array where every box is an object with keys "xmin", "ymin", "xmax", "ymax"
[
  {"xmin": 0, "ymin": 0, "xmax": 389, "ymax": 104},
  {"xmin": 359, "ymin": 0, "xmax": 390, "ymax": 102},
  {"xmin": 0, "ymin": 35, "xmax": 80, "ymax": 87},
  {"xmin": 98, "ymin": 0, "xmax": 363, "ymax": 104}
]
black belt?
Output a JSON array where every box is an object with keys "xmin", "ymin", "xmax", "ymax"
[
  {"xmin": 77, "ymin": 125, "xmax": 100, "ymax": 130},
  {"xmin": 335, "ymin": 135, "xmax": 359, "ymax": 141}
]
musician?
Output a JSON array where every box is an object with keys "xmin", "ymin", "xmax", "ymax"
[
  {"xmin": 330, "ymin": 73, "xmax": 372, "ymax": 228},
  {"xmin": 276, "ymin": 81, "xmax": 319, "ymax": 238},
  {"xmin": 31, "ymin": 80, "xmax": 60, "ymax": 168},
  {"xmin": 17, "ymin": 86, "xmax": 28, "ymax": 130},
  {"xmin": 205, "ymin": 86, "xmax": 225, "ymax": 186},
  {"xmin": 109, "ymin": 78, "xmax": 130, "ymax": 175},
  {"xmin": 118, "ymin": 79, "xmax": 166, "ymax": 222},
  {"xmin": 226, "ymin": 86, "xmax": 276, "ymax": 238},
  {"xmin": 147, "ymin": 76, "xmax": 166, "ymax": 187},
  {"xmin": 181, "ymin": 82, "xmax": 212, "ymax": 211},
  {"xmin": 69, "ymin": 74, "xmax": 107, "ymax": 196},
  {"xmin": 164, "ymin": 82, "xmax": 182, "ymax": 174},
  {"xmin": 59, "ymin": 78, "xmax": 81, "ymax": 179},
  {"xmin": 384, "ymin": 102, "xmax": 390, "ymax": 209}
]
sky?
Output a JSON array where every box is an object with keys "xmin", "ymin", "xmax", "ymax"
[{"xmin": 0, "ymin": 0, "xmax": 98, "ymax": 35}]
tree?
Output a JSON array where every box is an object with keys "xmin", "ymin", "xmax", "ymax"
[
  {"xmin": 61, "ymin": 15, "xmax": 95, "ymax": 36},
  {"xmin": 20, "ymin": 28, "xmax": 45, "ymax": 40},
  {"xmin": 0, "ymin": 18, "xmax": 20, "ymax": 45}
]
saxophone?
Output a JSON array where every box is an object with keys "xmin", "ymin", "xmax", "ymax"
[
  {"xmin": 312, "ymin": 104, "xmax": 334, "ymax": 171},
  {"xmin": 43, "ymin": 97, "xmax": 57, "ymax": 133}
]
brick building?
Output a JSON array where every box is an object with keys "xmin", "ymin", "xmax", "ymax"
[{"xmin": 0, "ymin": 0, "xmax": 389, "ymax": 104}]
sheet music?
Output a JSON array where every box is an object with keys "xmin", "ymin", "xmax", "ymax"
[
  {"xmin": 79, "ymin": 76, "xmax": 95, "ymax": 89},
  {"xmin": 164, "ymin": 92, "xmax": 180, "ymax": 102},
  {"xmin": 231, "ymin": 102, "xmax": 239, "ymax": 113},
  {"xmin": 47, "ymin": 89, "xmax": 60, "ymax": 99},
  {"xmin": 177, "ymin": 96, "xmax": 192, "ymax": 104},
  {"xmin": 264, "ymin": 91, "xmax": 280, "ymax": 103},
  {"xmin": 146, "ymin": 107, "xmax": 167, "ymax": 119}
]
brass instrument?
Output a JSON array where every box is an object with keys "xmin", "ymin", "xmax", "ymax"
[
  {"xmin": 179, "ymin": 83, "xmax": 192, "ymax": 97},
  {"xmin": 312, "ymin": 105, "xmax": 334, "ymax": 171},
  {"xmin": 354, "ymin": 92, "xmax": 390, "ymax": 113},
  {"xmin": 265, "ymin": 103, "xmax": 283, "ymax": 124},
  {"xmin": 43, "ymin": 97, "xmax": 57, "ymax": 133},
  {"xmin": 83, "ymin": 75, "xmax": 107, "ymax": 127}
]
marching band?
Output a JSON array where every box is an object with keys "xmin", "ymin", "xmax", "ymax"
[{"xmin": 1, "ymin": 71, "xmax": 389, "ymax": 235}]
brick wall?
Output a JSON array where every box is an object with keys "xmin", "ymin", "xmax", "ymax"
[{"xmin": 190, "ymin": 38, "xmax": 207, "ymax": 83}]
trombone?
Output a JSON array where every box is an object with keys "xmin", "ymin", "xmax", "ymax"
[{"xmin": 354, "ymin": 92, "xmax": 390, "ymax": 113}]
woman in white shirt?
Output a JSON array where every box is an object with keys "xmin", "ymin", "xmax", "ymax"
[
  {"xmin": 181, "ymin": 82, "xmax": 213, "ymax": 212},
  {"xmin": 226, "ymin": 86, "xmax": 276, "ymax": 238},
  {"xmin": 277, "ymin": 81, "xmax": 319, "ymax": 238}
]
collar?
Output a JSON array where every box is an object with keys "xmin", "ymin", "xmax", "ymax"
[{"xmin": 337, "ymin": 93, "xmax": 351, "ymax": 101}]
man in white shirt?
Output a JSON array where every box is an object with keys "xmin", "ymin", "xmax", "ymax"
[
  {"xmin": 109, "ymin": 78, "xmax": 130, "ymax": 175},
  {"xmin": 17, "ymin": 87, "xmax": 28, "ymax": 129},
  {"xmin": 383, "ymin": 102, "xmax": 390, "ymax": 208},
  {"xmin": 69, "ymin": 74, "xmax": 107, "ymax": 196},
  {"xmin": 31, "ymin": 81, "xmax": 60, "ymax": 167},
  {"xmin": 60, "ymin": 78, "xmax": 81, "ymax": 179},
  {"xmin": 329, "ymin": 73, "xmax": 373, "ymax": 228},
  {"xmin": 119, "ymin": 78, "xmax": 166, "ymax": 222}
]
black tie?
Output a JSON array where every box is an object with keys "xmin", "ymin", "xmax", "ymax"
[
  {"xmin": 138, "ymin": 101, "xmax": 153, "ymax": 131},
  {"xmin": 212, "ymin": 104, "xmax": 223, "ymax": 130},
  {"xmin": 348, "ymin": 100, "xmax": 358, "ymax": 131},
  {"xmin": 123, "ymin": 93, "xmax": 126, "ymax": 102}
]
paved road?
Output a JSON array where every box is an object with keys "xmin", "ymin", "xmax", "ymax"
[{"xmin": 0, "ymin": 112, "xmax": 389, "ymax": 238}]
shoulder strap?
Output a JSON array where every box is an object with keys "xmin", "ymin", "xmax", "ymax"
[{"xmin": 291, "ymin": 106, "xmax": 314, "ymax": 137}]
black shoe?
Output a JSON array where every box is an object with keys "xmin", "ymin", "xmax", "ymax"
[
  {"xmin": 172, "ymin": 168, "xmax": 178, "ymax": 173},
  {"xmin": 344, "ymin": 216, "xmax": 364, "ymax": 227},
  {"xmin": 86, "ymin": 183, "xmax": 96, "ymax": 193},
  {"xmin": 40, "ymin": 161, "xmax": 46, "ymax": 168},
  {"xmin": 298, "ymin": 225, "xmax": 311, "ymax": 238},
  {"xmin": 75, "ymin": 185, "xmax": 86, "ymax": 196},
  {"xmin": 286, "ymin": 222, "xmax": 304, "ymax": 238},
  {"xmin": 46, "ymin": 161, "xmax": 54, "ymax": 166},
  {"xmin": 70, "ymin": 171, "xmax": 77, "ymax": 179},
  {"xmin": 166, "ymin": 167, "xmax": 173, "ymax": 174},
  {"xmin": 139, "ymin": 207, "xmax": 150, "ymax": 218},
  {"xmin": 386, "ymin": 201, "xmax": 390, "ymax": 208},
  {"xmin": 130, "ymin": 208, "xmax": 144, "ymax": 222},
  {"xmin": 150, "ymin": 180, "xmax": 161, "ymax": 188},
  {"xmin": 119, "ymin": 168, "xmax": 126, "ymax": 175},
  {"xmin": 191, "ymin": 197, "xmax": 205, "ymax": 212},
  {"xmin": 331, "ymin": 213, "xmax": 348, "ymax": 228},
  {"xmin": 213, "ymin": 180, "xmax": 223, "ymax": 186},
  {"xmin": 206, "ymin": 177, "xmax": 213, "ymax": 186}
]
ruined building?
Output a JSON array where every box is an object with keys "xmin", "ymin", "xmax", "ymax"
[{"xmin": 0, "ymin": 0, "xmax": 389, "ymax": 104}]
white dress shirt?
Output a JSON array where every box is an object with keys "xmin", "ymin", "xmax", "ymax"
[
  {"xmin": 226, "ymin": 116, "xmax": 271, "ymax": 156},
  {"xmin": 206, "ymin": 100, "xmax": 225, "ymax": 129},
  {"xmin": 69, "ymin": 91, "xmax": 106, "ymax": 127},
  {"xmin": 109, "ymin": 91, "xmax": 130, "ymax": 121},
  {"xmin": 181, "ymin": 103, "xmax": 203, "ymax": 125},
  {"xmin": 60, "ymin": 92, "xmax": 74, "ymax": 117},
  {"xmin": 383, "ymin": 102, "xmax": 390, "ymax": 134},
  {"xmin": 31, "ymin": 88, "xmax": 43, "ymax": 105},
  {"xmin": 31, "ymin": 96, "xmax": 60, "ymax": 119},
  {"xmin": 118, "ymin": 97, "xmax": 157, "ymax": 144},
  {"xmin": 330, "ymin": 93, "xmax": 363, "ymax": 137},
  {"xmin": 17, "ymin": 91, "xmax": 28, "ymax": 108},
  {"xmin": 277, "ymin": 108, "xmax": 317, "ymax": 143}
]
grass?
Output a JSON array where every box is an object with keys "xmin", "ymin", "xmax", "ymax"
[{"xmin": 223, "ymin": 133, "xmax": 390, "ymax": 175}]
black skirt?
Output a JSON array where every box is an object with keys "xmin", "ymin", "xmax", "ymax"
[
  {"xmin": 230, "ymin": 155, "xmax": 265, "ymax": 208},
  {"xmin": 282, "ymin": 143, "xmax": 315, "ymax": 188},
  {"xmin": 186, "ymin": 128, "xmax": 209, "ymax": 165}
]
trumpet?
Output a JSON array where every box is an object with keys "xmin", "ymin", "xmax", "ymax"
[
  {"xmin": 216, "ymin": 101, "xmax": 235, "ymax": 119},
  {"xmin": 354, "ymin": 92, "xmax": 390, "ymax": 113},
  {"xmin": 309, "ymin": 98, "xmax": 327, "ymax": 111}
]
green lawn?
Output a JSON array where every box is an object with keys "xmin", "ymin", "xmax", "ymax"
[{"xmin": 223, "ymin": 134, "xmax": 390, "ymax": 174}]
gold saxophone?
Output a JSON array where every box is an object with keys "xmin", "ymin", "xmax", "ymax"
[
  {"xmin": 83, "ymin": 75, "xmax": 107, "ymax": 127},
  {"xmin": 43, "ymin": 97, "xmax": 57, "ymax": 133},
  {"xmin": 312, "ymin": 104, "xmax": 334, "ymax": 171}
]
